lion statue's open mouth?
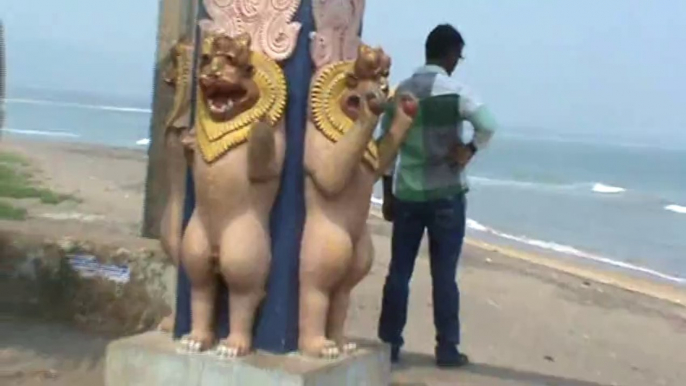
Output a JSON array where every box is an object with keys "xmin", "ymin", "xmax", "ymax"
[
  {"xmin": 198, "ymin": 33, "xmax": 259, "ymax": 122},
  {"xmin": 338, "ymin": 45, "xmax": 392, "ymax": 121},
  {"xmin": 203, "ymin": 82, "xmax": 249, "ymax": 117},
  {"xmin": 341, "ymin": 88, "xmax": 387, "ymax": 121}
]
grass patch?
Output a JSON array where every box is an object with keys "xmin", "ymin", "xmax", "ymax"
[
  {"xmin": 0, "ymin": 200, "xmax": 27, "ymax": 220},
  {"xmin": 0, "ymin": 151, "xmax": 74, "ymax": 205},
  {"xmin": 0, "ymin": 152, "xmax": 31, "ymax": 166}
]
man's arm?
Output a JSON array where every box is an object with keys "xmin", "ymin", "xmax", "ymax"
[
  {"xmin": 447, "ymin": 87, "xmax": 498, "ymax": 167},
  {"xmin": 459, "ymin": 88, "xmax": 498, "ymax": 151}
]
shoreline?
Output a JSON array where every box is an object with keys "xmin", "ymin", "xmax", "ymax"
[
  {"xmin": 367, "ymin": 206, "xmax": 686, "ymax": 308},
  {"xmin": 1, "ymin": 136, "xmax": 685, "ymax": 308}
]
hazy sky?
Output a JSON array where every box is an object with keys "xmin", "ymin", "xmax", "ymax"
[{"xmin": 1, "ymin": 0, "xmax": 685, "ymax": 143}]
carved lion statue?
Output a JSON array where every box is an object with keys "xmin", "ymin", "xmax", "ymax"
[
  {"xmin": 177, "ymin": 32, "xmax": 287, "ymax": 357},
  {"xmin": 156, "ymin": 38, "xmax": 194, "ymax": 334},
  {"xmin": 299, "ymin": 44, "xmax": 416, "ymax": 358},
  {"xmin": 160, "ymin": 38, "xmax": 194, "ymax": 269}
]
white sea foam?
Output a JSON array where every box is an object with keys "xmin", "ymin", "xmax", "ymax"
[
  {"xmin": 464, "ymin": 218, "xmax": 685, "ymax": 284},
  {"xmin": 136, "ymin": 138, "xmax": 151, "ymax": 146},
  {"xmin": 466, "ymin": 218, "xmax": 488, "ymax": 232},
  {"xmin": 665, "ymin": 205, "xmax": 686, "ymax": 214},
  {"xmin": 2, "ymin": 127, "xmax": 80, "ymax": 138},
  {"xmin": 591, "ymin": 183, "xmax": 626, "ymax": 194},
  {"xmin": 469, "ymin": 176, "xmax": 627, "ymax": 196},
  {"xmin": 6, "ymin": 98, "xmax": 151, "ymax": 114}
]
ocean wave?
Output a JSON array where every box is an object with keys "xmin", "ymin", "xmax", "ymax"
[
  {"xmin": 2, "ymin": 127, "xmax": 80, "ymax": 138},
  {"xmin": 591, "ymin": 183, "xmax": 625, "ymax": 194},
  {"xmin": 665, "ymin": 204, "xmax": 686, "ymax": 214},
  {"xmin": 470, "ymin": 176, "xmax": 626, "ymax": 195},
  {"xmin": 466, "ymin": 219, "xmax": 685, "ymax": 284},
  {"xmin": 468, "ymin": 176, "xmax": 570, "ymax": 191},
  {"xmin": 6, "ymin": 98, "xmax": 151, "ymax": 114},
  {"xmin": 136, "ymin": 138, "xmax": 151, "ymax": 146}
]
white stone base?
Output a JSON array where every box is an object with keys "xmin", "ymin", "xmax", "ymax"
[{"xmin": 105, "ymin": 332, "xmax": 391, "ymax": 386}]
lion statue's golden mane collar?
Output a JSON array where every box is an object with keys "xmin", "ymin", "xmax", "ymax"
[{"xmin": 195, "ymin": 32, "xmax": 287, "ymax": 163}]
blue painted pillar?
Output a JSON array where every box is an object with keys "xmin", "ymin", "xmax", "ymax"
[{"xmin": 174, "ymin": 0, "xmax": 315, "ymax": 354}]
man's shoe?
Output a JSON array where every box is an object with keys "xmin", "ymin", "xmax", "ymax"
[
  {"xmin": 435, "ymin": 344, "xmax": 469, "ymax": 368},
  {"xmin": 436, "ymin": 352, "xmax": 469, "ymax": 368},
  {"xmin": 390, "ymin": 345, "xmax": 400, "ymax": 363}
]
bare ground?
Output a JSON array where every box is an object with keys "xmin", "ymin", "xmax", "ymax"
[{"xmin": 1, "ymin": 139, "xmax": 685, "ymax": 386}]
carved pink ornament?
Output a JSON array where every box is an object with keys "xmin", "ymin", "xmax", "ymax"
[
  {"xmin": 310, "ymin": 0, "xmax": 365, "ymax": 69},
  {"xmin": 200, "ymin": 0, "xmax": 302, "ymax": 61}
]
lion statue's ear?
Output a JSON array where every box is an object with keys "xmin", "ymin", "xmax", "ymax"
[
  {"xmin": 378, "ymin": 51, "xmax": 391, "ymax": 77},
  {"xmin": 234, "ymin": 33, "xmax": 252, "ymax": 50}
]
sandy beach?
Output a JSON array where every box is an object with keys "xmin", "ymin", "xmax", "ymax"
[{"xmin": 1, "ymin": 138, "xmax": 685, "ymax": 386}]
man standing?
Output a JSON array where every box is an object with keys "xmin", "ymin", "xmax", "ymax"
[{"xmin": 377, "ymin": 23, "xmax": 497, "ymax": 367}]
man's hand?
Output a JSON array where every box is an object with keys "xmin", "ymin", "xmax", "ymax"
[
  {"xmin": 392, "ymin": 93, "xmax": 419, "ymax": 132},
  {"xmin": 382, "ymin": 197, "xmax": 394, "ymax": 221},
  {"xmin": 449, "ymin": 142, "xmax": 476, "ymax": 169},
  {"xmin": 381, "ymin": 176, "xmax": 394, "ymax": 222}
]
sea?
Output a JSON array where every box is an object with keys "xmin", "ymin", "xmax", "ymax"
[{"xmin": 3, "ymin": 90, "xmax": 685, "ymax": 285}]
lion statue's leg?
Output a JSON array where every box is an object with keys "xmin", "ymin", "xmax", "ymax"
[
  {"xmin": 216, "ymin": 212, "xmax": 270, "ymax": 358},
  {"xmin": 327, "ymin": 227, "xmax": 374, "ymax": 354},
  {"xmin": 157, "ymin": 314, "xmax": 175, "ymax": 332},
  {"xmin": 299, "ymin": 217, "xmax": 354, "ymax": 359},
  {"xmin": 179, "ymin": 212, "xmax": 216, "ymax": 352}
]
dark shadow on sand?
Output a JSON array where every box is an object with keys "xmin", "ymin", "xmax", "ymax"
[
  {"xmin": 392, "ymin": 352, "xmax": 615, "ymax": 386},
  {"xmin": 0, "ymin": 317, "xmax": 108, "ymax": 373}
]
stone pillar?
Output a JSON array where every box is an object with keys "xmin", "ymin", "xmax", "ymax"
[{"xmin": 141, "ymin": 0, "xmax": 198, "ymax": 238}]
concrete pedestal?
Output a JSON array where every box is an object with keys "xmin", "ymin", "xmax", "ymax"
[{"xmin": 105, "ymin": 332, "xmax": 391, "ymax": 386}]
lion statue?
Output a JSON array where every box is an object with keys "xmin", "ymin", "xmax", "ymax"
[
  {"xmin": 177, "ymin": 32, "xmax": 287, "ymax": 357},
  {"xmin": 299, "ymin": 44, "xmax": 416, "ymax": 358},
  {"xmin": 159, "ymin": 38, "xmax": 194, "ymax": 270},
  {"xmin": 156, "ymin": 38, "xmax": 194, "ymax": 333}
]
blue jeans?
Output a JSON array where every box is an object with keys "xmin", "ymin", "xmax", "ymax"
[{"xmin": 378, "ymin": 194, "xmax": 466, "ymax": 350}]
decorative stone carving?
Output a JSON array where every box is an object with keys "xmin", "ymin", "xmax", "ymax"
[
  {"xmin": 299, "ymin": 42, "xmax": 417, "ymax": 358},
  {"xmin": 200, "ymin": 0, "xmax": 302, "ymax": 61},
  {"xmin": 177, "ymin": 31, "xmax": 288, "ymax": 358},
  {"xmin": 310, "ymin": 0, "xmax": 364, "ymax": 68}
]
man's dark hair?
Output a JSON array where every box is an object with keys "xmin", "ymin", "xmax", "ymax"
[{"xmin": 425, "ymin": 24, "xmax": 465, "ymax": 61}]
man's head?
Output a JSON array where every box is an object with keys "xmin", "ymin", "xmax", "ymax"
[{"xmin": 425, "ymin": 24, "xmax": 465, "ymax": 76}]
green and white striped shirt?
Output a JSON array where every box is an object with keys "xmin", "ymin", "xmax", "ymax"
[{"xmin": 380, "ymin": 64, "xmax": 497, "ymax": 202}]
